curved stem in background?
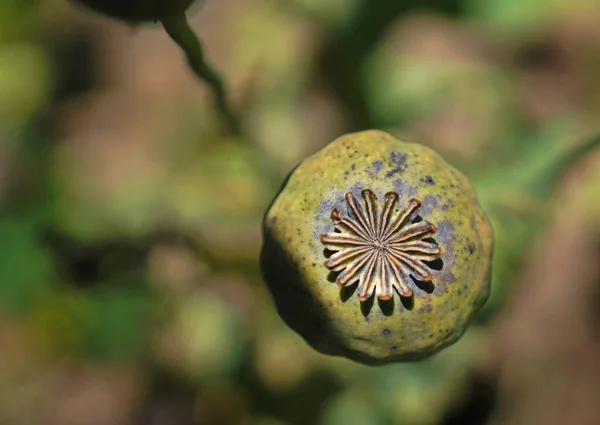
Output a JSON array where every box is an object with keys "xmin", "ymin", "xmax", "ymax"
[
  {"xmin": 534, "ymin": 133, "xmax": 600, "ymax": 196},
  {"xmin": 483, "ymin": 132, "xmax": 600, "ymax": 217},
  {"xmin": 161, "ymin": 14, "xmax": 241, "ymax": 137}
]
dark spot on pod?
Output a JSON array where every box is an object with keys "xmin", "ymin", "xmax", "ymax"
[
  {"xmin": 386, "ymin": 167, "xmax": 406, "ymax": 178},
  {"xmin": 390, "ymin": 151, "xmax": 407, "ymax": 165},
  {"xmin": 382, "ymin": 329, "xmax": 391, "ymax": 335},
  {"xmin": 391, "ymin": 345, "xmax": 398, "ymax": 350},
  {"xmin": 420, "ymin": 175, "xmax": 435, "ymax": 185},
  {"xmin": 271, "ymin": 216, "xmax": 278, "ymax": 224},
  {"xmin": 468, "ymin": 244, "xmax": 476, "ymax": 255},
  {"xmin": 386, "ymin": 151, "xmax": 408, "ymax": 178},
  {"xmin": 351, "ymin": 164, "xmax": 356, "ymax": 170},
  {"xmin": 372, "ymin": 160, "xmax": 383, "ymax": 173}
]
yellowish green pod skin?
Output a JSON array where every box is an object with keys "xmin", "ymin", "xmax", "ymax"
[
  {"xmin": 260, "ymin": 130, "xmax": 493, "ymax": 365},
  {"xmin": 72, "ymin": 0, "xmax": 195, "ymax": 22}
]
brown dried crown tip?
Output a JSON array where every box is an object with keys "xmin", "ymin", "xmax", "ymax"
[{"xmin": 319, "ymin": 190, "xmax": 442, "ymax": 302}]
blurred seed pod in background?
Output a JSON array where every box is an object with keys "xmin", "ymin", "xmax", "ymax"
[{"xmin": 70, "ymin": 0, "xmax": 200, "ymax": 22}]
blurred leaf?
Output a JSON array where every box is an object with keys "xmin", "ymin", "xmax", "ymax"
[
  {"xmin": 473, "ymin": 122, "xmax": 600, "ymax": 317},
  {"xmin": 0, "ymin": 216, "xmax": 56, "ymax": 313},
  {"xmin": 321, "ymin": 388, "xmax": 383, "ymax": 425},
  {"xmin": 0, "ymin": 42, "xmax": 52, "ymax": 126},
  {"xmin": 370, "ymin": 329, "xmax": 483, "ymax": 425},
  {"xmin": 251, "ymin": 415, "xmax": 290, "ymax": 425},
  {"xmin": 576, "ymin": 161, "xmax": 600, "ymax": 224},
  {"xmin": 464, "ymin": 0, "xmax": 550, "ymax": 32},
  {"xmin": 464, "ymin": 0, "xmax": 599, "ymax": 35},
  {"xmin": 0, "ymin": 0, "xmax": 40, "ymax": 38},
  {"xmin": 75, "ymin": 287, "xmax": 153, "ymax": 361},
  {"xmin": 170, "ymin": 290, "xmax": 243, "ymax": 381},
  {"xmin": 364, "ymin": 17, "xmax": 521, "ymax": 168},
  {"xmin": 170, "ymin": 141, "xmax": 268, "ymax": 226},
  {"xmin": 281, "ymin": 0, "xmax": 360, "ymax": 28}
]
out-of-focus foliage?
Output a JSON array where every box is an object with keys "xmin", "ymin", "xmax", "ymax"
[
  {"xmin": 0, "ymin": 0, "xmax": 599, "ymax": 424},
  {"xmin": 0, "ymin": 43, "xmax": 52, "ymax": 126},
  {"xmin": 0, "ymin": 216, "xmax": 56, "ymax": 312},
  {"xmin": 364, "ymin": 15, "xmax": 521, "ymax": 167}
]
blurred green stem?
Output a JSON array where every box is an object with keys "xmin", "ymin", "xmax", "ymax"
[
  {"xmin": 534, "ymin": 133, "xmax": 600, "ymax": 195},
  {"xmin": 478, "ymin": 131, "xmax": 600, "ymax": 218},
  {"xmin": 161, "ymin": 14, "xmax": 240, "ymax": 136}
]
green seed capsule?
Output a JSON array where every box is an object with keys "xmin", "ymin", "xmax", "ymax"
[
  {"xmin": 71, "ymin": 0, "xmax": 196, "ymax": 22},
  {"xmin": 260, "ymin": 130, "xmax": 493, "ymax": 365}
]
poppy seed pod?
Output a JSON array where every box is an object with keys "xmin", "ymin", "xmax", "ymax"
[
  {"xmin": 260, "ymin": 130, "xmax": 493, "ymax": 365},
  {"xmin": 71, "ymin": 0, "xmax": 196, "ymax": 22}
]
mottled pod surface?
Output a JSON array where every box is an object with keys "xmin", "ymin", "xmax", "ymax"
[{"xmin": 260, "ymin": 130, "xmax": 493, "ymax": 365}]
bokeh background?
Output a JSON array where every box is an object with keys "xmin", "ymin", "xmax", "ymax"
[{"xmin": 1, "ymin": 0, "xmax": 600, "ymax": 424}]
